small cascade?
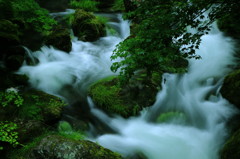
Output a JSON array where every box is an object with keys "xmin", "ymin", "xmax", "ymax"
[
  {"xmin": 90, "ymin": 22, "xmax": 237, "ymax": 159},
  {"xmin": 18, "ymin": 13, "xmax": 130, "ymax": 102}
]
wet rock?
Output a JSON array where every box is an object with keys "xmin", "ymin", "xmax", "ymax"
[
  {"xmin": 16, "ymin": 119, "xmax": 47, "ymax": 143},
  {"xmin": 20, "ymin": 89, "xmax": 67, "ymax": 124},
  {"xmin": 28, "ymin": 135, "xmax": 122, "ymax": 159},
  {"xmin": 220, "ymin": 129, "xmax": 240, "ymax": 159},
  {"xmin": 71, "ymin": 9, "xmax": 106, "ymax": 42},
  {"xmin": 0, "ymin": 89, "xmax": 66, "ymax": 125},
  {"xmin": 88, "ymin": 73, "xmax": 161, "ymax": 117},
  {"xmin": 5, "ymin": 55, "xmax": 24, "ymax": 71},
  {"xmin": 0, "ymin": 69, "xmax": 28, "ymax": 90},
  {"xmin": 45, "ymin": 26, "xmax": 72, "ymax": 52},
  {"xmin": 220, "ymin": 69, "xmax": 240, "ymax": 109}
]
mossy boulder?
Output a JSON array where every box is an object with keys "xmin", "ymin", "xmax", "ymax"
[
  {"xmin": 45, "ymin": 26, "xmax": 72, "ymax": 52},
  {"xmin": 88, "ymin": 74, "xmax": 161, "ymax": 117},
  {"xmin": 0, "ymin": 88, "xmax": 66, "ymax": 124},
  {"xmin": 220, "ymin": 129, "xmax": 240, "ymax": 159},
  {"xmin": 27, "ymin": 135, "xmax": 122, "ymax": 159},
  {"xmin": 220, "ymin": 69, "xmax": 240, "ymax": 109},
  {"xmin": 71, "ymin": 9, "xmax": 106, "ymax": 42},
  {"xmin": 19, "ymin": 89, "xmax": 67, "ymax": 124}
]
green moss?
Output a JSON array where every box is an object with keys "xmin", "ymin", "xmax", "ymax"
[
  {"xmin": 89, "ymin": 76, "xmax": 130, "ymax": 117},
  {"xmin": 18, "ymin": 90, "xmax": 66, "ymax": 122},
  {"xmin": 7, "ymin": 132, "xmax": 52, "ymax": 159},
  {"xmin": 156, "ymin": 112, "xmax": 186, "ymax": 124},
  {"xmin": 70, "ymin": 0, "xmax": 99, "ymax": 12},
  {"xmin": 45, "ymin": 26, "xmax": 72, "ymax": 52},
  {"xmin": 112, "ymin": 0, "xmax": 125, "ymax": 11},
  {"xmin": 71, "ymin": 9, "xmax": 106, "ymax": 42},
  {"xmin": 88, "ymin": 73, "xmax": 161, "ymax": 117},
  {"xmin": 58, "ymin": 121, "xmax": 85, "ymax": 141}
]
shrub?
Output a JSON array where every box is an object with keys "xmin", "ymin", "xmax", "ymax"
[{"xmin": 70, "ymin": 0, "xmax": 99, "ymax": 12}]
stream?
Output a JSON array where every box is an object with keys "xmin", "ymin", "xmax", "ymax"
[{"xmin": 19, "ymin": 13, "xmax": 237, "ymax": 159}]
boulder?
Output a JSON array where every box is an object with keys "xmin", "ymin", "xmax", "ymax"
[
  {"xmin": 45, "ymin": 26, "xmax": 72, "ymax": 52},
  {"xmin": 88, "ymin": 73, "xmax": 161, "ymax": 117},
  {"xmin": 220, "ymin": 69, "xmax": 240, "ymax": 109},
  {"xmin": 19, "ymin": 89, "xmax": 67, "ymax": 124},
  {"xmin": 28, "ymin": 135, "xmax": 122, "ymax": 159},
  {"xmin": 71, "ymin": 9, "xmax": 106, "ymax": 42},
  {"xmin": 0, "ymin": 89, "xmax": 66, "ymax": 125}
]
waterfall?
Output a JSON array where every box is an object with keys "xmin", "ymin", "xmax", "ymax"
[
  {"xmin": 18, "ymin": 13, "xmax": 237, "ymax": 159},
  {"xmin": 18, "ymin": 13, "xmax": 129, "ymax": 102},
  {"xmin": 91, "ymin": 23, "xmax": 237, "ymax": 159}
]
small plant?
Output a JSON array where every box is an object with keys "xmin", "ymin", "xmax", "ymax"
[
  {"xmin": 0, "ymin": 88, "xmax": 24, "ymax": 107},
  {"xmin": 58, "ymin": 121, "xmax": 85, "ymax": 140},
  {"xmin": 112, "ymin": 0, "xmax": 125, "ymax": 11},
  {"xmin": 70, "ymin": 0, "xmax": 99, "ymax": 12},
  {"xmin": 0, "ymin": 121, "xmax": 19, "ymax": 150}
]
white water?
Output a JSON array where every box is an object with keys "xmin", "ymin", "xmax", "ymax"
[
  {"xmin": 18, "ymin": 13, "xmax": 237, "ymax": 159},
  {"xmin": 90, "ymin": 24, "xmax": 237, "ymax": 158},
  {"xmin": 19, "ymin": 14, "xmax": 129, "ymax": 101}
]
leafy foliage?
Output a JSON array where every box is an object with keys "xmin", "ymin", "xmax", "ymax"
[
  {"xmin": 0, "ymin": 88, "xmax": 23, "ymax": 108},
  {"xmin": 112, "ymin": 0, "xmax": 125, "ymax": 11},
  {"xmin": 0, "ymin": 121, "xmax": 19, "ymax": 150},
  {"xmin": 0, "ymin": 0, "xmax": 56, "ymax": 35},
  {"xmin": 58, "ymin": 121, "xmax": 85, "ymax": 140},
  {"xmin": 111, "ymin": 0, "xmax": 239, "ymax": 82},
  {"xmin": 70, "ymin": 0, "xmax": 99, "ymax": 11}
]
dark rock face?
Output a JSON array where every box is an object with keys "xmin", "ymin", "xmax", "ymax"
[
  {"xmin": 220, "ymin": 69, "xmax": 240, "ymax": 109},
  {"xmin": 29, "ymin": 135, "xmax": 122, "ymax": 159},
  {"xmin": 0, "ymin": 20, "xmax": 20, "ymax": 52},
  {"xmin": 45, "ymin": 26, "xmax": 72, "ymax": 52},
  {"xmin": 220, "ymin": 129, "xmax": 240, "ymax": 159},
  {"xmin": 71, "ymin": 9, "xmax": 106, "ymax": 42},
  {"xmin": 95, "ymin": 0, "xmax": 115, "ymax": 9},
  {"xmin": 36, "ymin": 0, "xmax": 70, "ymax": 12}
]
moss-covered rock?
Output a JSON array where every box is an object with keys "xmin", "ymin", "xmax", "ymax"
[
  {"xmin": 220, "ymin": 129, "xmax": 240, "ymax": 159},
  {"xmin": 45, "ymin": 26, "xmax": 72, "ymax": 52},
  {"xmin": 71, "ymin": 9, "xmax": 106, "ymax": 42},
  {"xmin": 0, "ymin": 88, "xmax": 66, "ymax": 124},
  {"xmin": 19, "ymin": 89, "xmax": 67, "ymax": 124},
  {"xmin": 88, "ymin": 73, "xmax": 161, "ymax": 117},
  {"xmin": 27, "ymin": 135, "xmax": 122, "ymax": 159},
  {"xmin": 220, "ymin": 69, "xmax": 240, "ymax": 109}
]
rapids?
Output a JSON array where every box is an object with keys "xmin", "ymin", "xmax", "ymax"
[{"xmin": 18, "ymin": 13, "xmax": 237, "ymax": 159}]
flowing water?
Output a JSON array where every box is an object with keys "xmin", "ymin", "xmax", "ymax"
[{"xmin": 19, "ymin": 13, "xmax": 237, "ymax": 159}]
